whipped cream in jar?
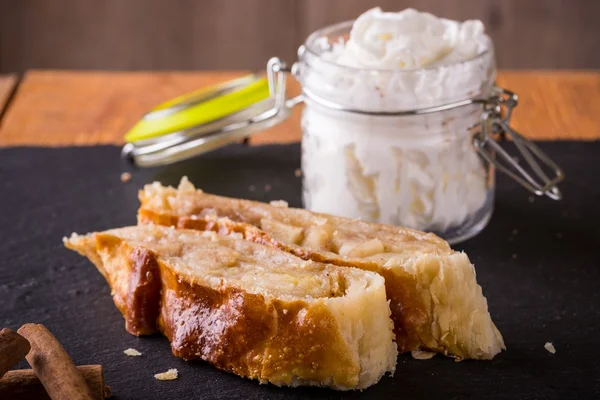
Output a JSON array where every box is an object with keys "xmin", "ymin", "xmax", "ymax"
[
  {"xmin": 272, "ymin": 8, "xmax": 563, "ymax": 244},
  {"xmin": 298, "ymin": 8, "xmax": 494, "ymax": 242}
]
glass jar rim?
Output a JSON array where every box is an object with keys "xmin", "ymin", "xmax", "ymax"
[{"xmin": 303, "ymin": 19, "xmax": 493, "ymax": 74}]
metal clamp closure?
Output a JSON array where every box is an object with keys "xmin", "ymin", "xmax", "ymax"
[
  {"xmin": 473, "ymin": 88, "xmax": 564, "ymax": 200},
  {"xmin": 266, "ymin": 57, "xmax": 303, "ymax": 111}
]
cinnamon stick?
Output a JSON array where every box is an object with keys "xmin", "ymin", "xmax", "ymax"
[
  {"xmin": 0, "ymin": 365, "xmax": 111, "ymax": 400},
  {"xmin": 0, "ymin": 328, "xmax": 31, "ymax": 378},
  {"xmin": 17, "ymin": 324, "xmax": 96, "ymax": 400}
]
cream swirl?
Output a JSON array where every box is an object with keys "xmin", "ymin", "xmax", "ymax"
[{"xmin": 331, "ymin": 7, "xmax": 487, "ymax": 69}]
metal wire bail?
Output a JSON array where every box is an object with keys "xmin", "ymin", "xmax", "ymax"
[
  {"xmin": 266, "ymin": 57, "xmax": 303, "ymax": 111},
  {"xmin": 473, "ymin": 88, "xmax": 565, "ymax": 200}
]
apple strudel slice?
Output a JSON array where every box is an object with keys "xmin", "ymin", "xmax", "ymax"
[
  {"xmin": 138, "ymin": 178, "xmax": 505, "ymax": 360},
  {"xmin": 64, "ymin": 225, "xmax": 396, "ymax": 390}
]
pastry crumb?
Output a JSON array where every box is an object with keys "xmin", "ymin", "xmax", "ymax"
[
  {"xmin": 228, "ymin": 232, "xmax": 243, "ymax": 240},
  {"xmin": 248, "ymin": 185, "xmax": 256, "ymax": 192},
  {"xmin": 544, "ymin": 342, "xmax": 556, "ymax": 354},
  {"xmin": 411, "ymin": 350, "xmax": 436, "ymax": 360},
  {"xmin": 124, "ymin": 348, "xmax": 142, "ymax": 356},
  {"xmin": 154, "ymin": 368, "xmax": 178, "ymax": 380},
  {"xmin": 264, "ymin": 184, "xmax": 272, "ymax": 192},
  {"xmin": 270, "ymin": 200, "xmax": 288, "ymax": 208},
  {"xmin": 120, "ymin": 172, "xmax": 132, "ymax": 183},
  {"xmin": 294, "ymin": 168, "xmax": 302, "ymax": 177}
]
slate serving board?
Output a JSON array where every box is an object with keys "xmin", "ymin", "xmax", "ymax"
[{"xmin": 0, "ymin": 142, "xmax": 599, "ymax": 400}]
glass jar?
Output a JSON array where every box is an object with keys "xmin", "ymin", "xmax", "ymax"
[
  {"xmin": 296, "ymin": 21, "xmax": 497, "ymax": 243},
  {"xmin": 123, "ymin": 20, "xmax": 564, "ymax": 244}
]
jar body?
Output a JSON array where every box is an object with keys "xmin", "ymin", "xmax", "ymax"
[
  {"xmin": 297, "ymin": 22, "xmax": 497, "ymax": 243},
  {"xmin": 301, "ymin": 103, "xmax": 494, "ymax": 243}
]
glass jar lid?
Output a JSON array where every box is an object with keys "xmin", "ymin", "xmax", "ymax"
[{"xmin": 122, "ymin": 67, "xmax": 292, "ymax": 167}]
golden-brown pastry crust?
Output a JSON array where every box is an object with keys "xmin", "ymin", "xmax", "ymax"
[{"xmin": 64, "ymin": 226, "xmax": 397, "ymax": 390}]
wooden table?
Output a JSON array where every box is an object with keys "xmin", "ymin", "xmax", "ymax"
[
  {"xmin": 0, "ymin": 74, "xmax": 17, "ymax": 119},
  {"xmin": 0, "ymin": 70, "xmax": 599, "ymax": 146}
]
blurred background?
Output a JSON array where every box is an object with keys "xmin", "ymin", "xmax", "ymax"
[{"xmin": 1, "ymin": 0, "xmax": 599, "ymax": 73}]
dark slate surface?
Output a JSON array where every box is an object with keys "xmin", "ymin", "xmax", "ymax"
[{"xmin": 0, "ymin": 142, "xmax": 599, "ymax": 400}]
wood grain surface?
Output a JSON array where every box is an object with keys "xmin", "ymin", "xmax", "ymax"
[
  {"xmin": 0, "ymin": 74, "xmax": 17, "ymax": 120},
  {"xmin": 2, "ymin": 0, "xmax": 600, "ymax": 72},
  {"xmin": 0, "ymin": 0, "xmax": 300, "ymax": 73},
  {"xmin": 0, "ymin": 70, "xmax": 598, "ymax": 147}
]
